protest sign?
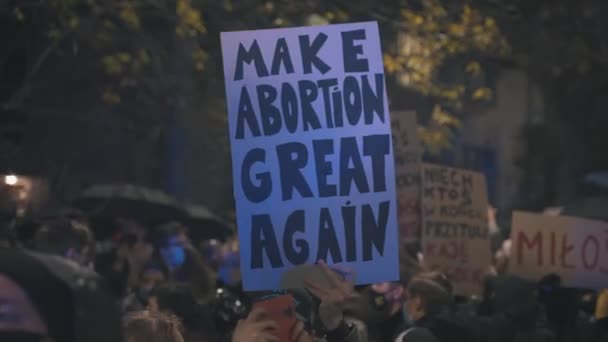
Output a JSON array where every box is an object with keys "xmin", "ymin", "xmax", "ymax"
[
  {"xmin": 391, "ymin": 111, "xmax": 422, "ymax": 243},
  {"xmin": 421, "ymin": 164, "xmax": 490, "ymax": 295},
  {"xmin": 510, "ymin": 212, "xmax": 608, "ymax": 289},
  {"xmin": 221, "ymin": 22, "xmax": 398, "ymax": 290}
]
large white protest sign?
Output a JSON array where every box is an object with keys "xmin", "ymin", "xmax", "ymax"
[
  {"xmin": 221, "ymin": 22, "xmax": 399, "ymax": 290},
  {"xmin": 421, "ymin": 164, "xmax": 490, "ymax": 295},
  {"xmin": 510, "ymin": 212, "xmax": 608, "ymax": 289},
  {"xmin": 391, "ymin": 111, "xmax": 422, "ymax": 243}
]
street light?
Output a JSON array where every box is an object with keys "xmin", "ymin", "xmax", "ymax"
[{"xmin": 4, "ymin": 175, "xmax": 18, "ymax": 186}]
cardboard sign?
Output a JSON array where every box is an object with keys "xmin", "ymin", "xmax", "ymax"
[
  {"xmin": 421, "ymin": 164, "xmax": 490, "ymax": 295},
  {"xmin": 510, "ymin": 212, "xmax": 608, "ymax": 289},
  {"xmin": 391, "ymin": 111, "xmax": 422, "ymax": 243},
  {"xmin": 221, "ymin": 22, "xmax": 399, "ymax": 290},
  {"xmin": 253, "ymin": 294, "xmax": 297, "ymax": 342},
  {"xmin": 280, "ymin": 264, "xmax": 356, "ymax": 290}
]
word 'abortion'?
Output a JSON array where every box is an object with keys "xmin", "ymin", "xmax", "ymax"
[{"xmin": 232, "ymin": 30, "xmax": 385, "ymax": 139}]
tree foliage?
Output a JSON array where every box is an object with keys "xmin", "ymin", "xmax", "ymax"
[
  {"xmin": 487, "ymin": 0, "xmax": 608, "ymax": 206},
  {"xmin": 2, "ymin": 0, "xmax": 510, "ymax": 156},
  {"xmin": 6, "ymin": 0, "xmax": 207, "ymax": 110}
]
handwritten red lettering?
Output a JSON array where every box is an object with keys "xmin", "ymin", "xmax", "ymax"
[
  {"xmin": 398, "ymin": 200, "xmax": 420, "ymax": 215},
  {"xmin": 517, "ymin": 231, "xmax": 543, "ymax": 266},
  {"xmin": 439, "ymin": 241, "xmax": 457, "ymax": 259},
  {"xmin": 582, "ymin": 235, "xmax": 600, "ymax": 270},
  {"xmin": 560, "ymin": 234, "xmax": 575, "ymax": 269},
  {"xmin": 425, "ymin": 242, "xmax": 436, "ymax": 256}
]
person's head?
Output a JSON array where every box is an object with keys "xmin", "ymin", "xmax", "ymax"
[
  {"xmin": 148, "ymin": 283, "xmax": 196, "ymax": 319},
  {"xmin": 153, "ymin": 223, "xmax": 189, "ymax": 270},
  {"xmin": 138, "ymin": 263, "xmax": 167, "ymax": 292},
  {"xmin": 405, "ymin": 273, "xmax": 452, "ymax": 322},
  {"xmin": 416, "ymin": 272, "xmax": 453, "ymax": 296},
  {"xmin": 148, "ymin": 282, "xmax": 215, "ymax": 339},
  {"xmin": 33, "ymin": 219, "xmax": 94, "ymax": 265},
  {"xmin": 123, "ymin": 310, "xmax": 184, "ymax": 342},
  {"xmin": 14, "ymin": 220, "xmax": 44, "ymax": 249}
]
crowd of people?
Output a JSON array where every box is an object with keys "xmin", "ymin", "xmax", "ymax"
[{"xmin": 1, "ymin": 208, "xmax": 608, "ymax": 342}]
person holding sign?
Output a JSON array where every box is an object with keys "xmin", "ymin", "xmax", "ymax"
[{"xmin": 221, "ymin": 21, "xmax": 399, "ymax": 291}]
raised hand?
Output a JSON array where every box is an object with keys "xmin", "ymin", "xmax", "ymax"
[
  {"xmin": 292, "ymin": 321, "xmax": 314, "ymax": 342},
  {"xmin": 232, "ymin": 308, "xmax": 279, "ymax": 342},
  {"xmin": 304, "ymin": 260, "xmax": 359, "ymax": 330}
]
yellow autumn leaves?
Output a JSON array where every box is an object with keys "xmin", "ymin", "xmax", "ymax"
[
  {"xmin": 418, "ymin": 105, "xmax": 463, "ymax": 154},
  {"xmin": 389, "ymin": 1, "xmax": 507, "ymax": 98},
  {"xmin": 102, "ymin": 50, "xmax": 151, "ymax": 76},
  {"xmin": 119, "ymin": 4, "xmax": 140, "ymax": 29},
  {"xmin": 100, "ymin": 49, "xmax": 151, "ymax": 104},
  {"xmin": 176, "ymin": 0, "xmax": 206, "ymax": 37},
  {"xmin": 384, "ymin": 0, "xmax": 509, "ymax": 153},
  {"xmin": 98, "ymin": 0, "xmax": 207, "ymax": 105}
]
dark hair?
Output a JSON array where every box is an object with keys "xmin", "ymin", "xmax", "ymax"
[
  {"xmin": 123, "ymin": 310, "xmax": 183, "ymax": 342},
  {"xmin": 418, "ymin": 271, "xmax": 453, "ymax": 296},
  {"xmin": 151, "ymin": 222, "xmax": 187, "ymax": 248},
  {"xmin": 151, "ymin": 283, "xmax": 200, "ymax": 328},
  {"xmin": 33, "ymin": 219, "xmax": 93, "ymax": 257},
  {"xmin": 407, "ymin": 274, "xmax": 452, "ymax": 317},
  {"xmin": 150, "ymin": 223, "xmax": 215, "ymax": 298},
  {"xmin": 14, "ymin": 219, "xmax": 43, "ymax": 247}
]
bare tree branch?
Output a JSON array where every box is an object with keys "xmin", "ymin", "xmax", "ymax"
[{"xmin": 5, "ymin": 37, "xmax": 62, "ymax": 109}]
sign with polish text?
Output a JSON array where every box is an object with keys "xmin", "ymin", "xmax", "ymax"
[
  {"xmin": 510, "ymin": 212, "xmax": 608, "ymax": 289},
  {"xmin": 391, "ymin": 111, "xmax": 422, "ymax": 243},
  {"xmin": 221, "ymin": 22, "xmax": 399, "ymax": 290},
  {"xmin": 421, "ymin": 164, "xmax": 490, "ymax": 295}
]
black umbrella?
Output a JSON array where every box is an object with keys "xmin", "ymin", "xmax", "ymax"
[
  {"xmin": 180, "ymin": 203, "xmax": 234, "ymax": 242},
  {"xmin": 73, "ymin": 184, "xmax": 186, "ymax": 223}
]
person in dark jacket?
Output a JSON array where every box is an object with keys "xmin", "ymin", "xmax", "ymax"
[
  {"xmin": 396, "ymin": 273, "xmax": 471, "ymax": 342},
  {"xmin": 464, "ymin": 275, "xmax": 554, "ymax": 342},
  {"xmin": 151, "ymin": 222, "xmax": 216, "ymax": 300}
]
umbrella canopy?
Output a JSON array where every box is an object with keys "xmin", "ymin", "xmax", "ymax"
[
  {"xmin": 561, "ymin": 196, "xmax": 608, "ymax": 222},
  {"xmin": 180, "ymin": 203, "xmax": 234, "ymax": 242},
  {"xmin": 73, "ymin": 184, "xmax": 186, "ymax": 223},
  {"xmin": 584, "ymin": 172, "xmax": 608, "ymax": 189}
]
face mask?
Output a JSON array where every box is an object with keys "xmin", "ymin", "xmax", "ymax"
[
  {"xmin": 0, "ymin": 332, "xmax": 50, "ymax": 342},
  {"xmin": 162, "ymin": 246, "xmax": 186, "ymax": 268}
]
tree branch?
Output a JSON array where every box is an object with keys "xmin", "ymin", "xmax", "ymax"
[{"xmin": 4, "ymin": 37, "xmax": 61, "ymax": 109}]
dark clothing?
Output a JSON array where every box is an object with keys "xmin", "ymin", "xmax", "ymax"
[
  {"xmin": 397, "ymin": 314, "xmax": 471, "ymax": 342},
  {"xmin": 94, "ymin": 249, "xmax": 130, "ymax": 298},
  {"xmin": 398, "ymin": 327, "xmax": 438, "ymax": 342}
]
